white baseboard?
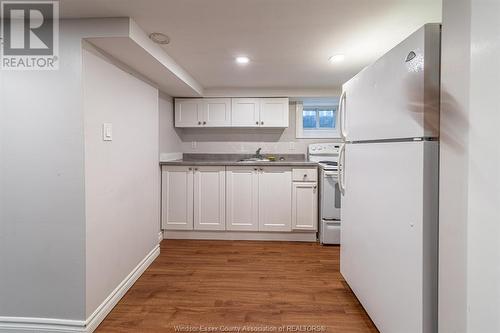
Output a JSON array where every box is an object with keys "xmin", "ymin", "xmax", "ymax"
[
  {"xmin": 0, "ymin": 318, "xmax": 85, "ymax": 332},
  {"xmin": 0, "ymin": 245, "xmax": 160, "ymax": 333},
  {"xmin": 163, "ymin": 230, "xmax": 317, "ymax": 242},
  {"xmin": 84, "ymin": 245, "xmax": 160, "ymax": 332}
]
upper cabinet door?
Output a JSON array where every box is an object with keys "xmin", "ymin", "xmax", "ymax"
[
  {"xmin": 258, "ymin": 167, "xmax": 292, "ymax": 232},
  {"xmin": 161, "ymin": 166, "xmax": 194, "ymax": 230},
  {"xmin": 202, "ymin": 98, "xmax": 231, "ymax": 127},
  {"xmin": 175, "ymin": 99, "xmax": 203, "ymax": 127},
  {"xmin": 259, "ymin": 98, "xmax": 289, "ymax": 127},
  {"xmin": 193, "ymin": 166, "xmax": 226, "ymax": 231},
  {"xmin": 231, "ymin": 98, "xmax": 260, "ymax": 127}
]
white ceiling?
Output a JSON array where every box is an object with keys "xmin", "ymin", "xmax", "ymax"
[{"xmin": 60, "ymin": 0, "xmax": 441, "ymax": 93}]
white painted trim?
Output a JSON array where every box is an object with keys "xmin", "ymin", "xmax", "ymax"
[
  {"xmin": 295, "ymin": 101, "xmax": 340, "ymax": 139},
  {"xmin": 158, "ymin": 231, "xmax": 164, "ymax": 243},
  {"xmin": 159, "ymin": 152, "xmax": 182, "ymax": 162},
  {"xmin": 84, "ymin": 245, "xmax": 160, "ymax": 332},
  {"xmin": 0, "ymin": 318, "xmax": 85, "ymax": 332},
  {"xmin": 0, "ymin": 245, "xmax": 160, "ymax": 333},
  {"xmin": 163, "ymin": 230, "xmax": 317, "ymax": 242}
]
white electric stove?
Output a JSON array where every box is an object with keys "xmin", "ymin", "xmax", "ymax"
[{"xmin": 308, "ymin": 143, "xmax": 341, "ymax": 244}]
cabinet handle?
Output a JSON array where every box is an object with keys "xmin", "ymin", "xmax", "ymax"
[
  {"xmin": 254, "ymin": 168, "xmax": 258, "ymax": 171},
  {"xmin": 255, "ymin": 121, "xmax": 259, "ymax": 125},
  {"xmin": 188, "ymin": 168, "xmax": 192, "ymax": 171},
  {"xmin": 259, "ymin": 168, "xmax": 263, "ymax": 171},
  {"xmin": 198, "ymin": 121, "xmax": 201, "ymax": 125},
  {"xmin": 303, "ymin": 174, "xmax": 307, "ymax": 177},
  {"xmin": 203, "ymin": 121, "xmax": 206, "ymax": 125},
  {"xmin": 194, "ymin": 168, "xmax": 198, "ymax": 171},
  {"xmin": 261, "ymin": 121, "xmax": 264, "ymax": 125}
]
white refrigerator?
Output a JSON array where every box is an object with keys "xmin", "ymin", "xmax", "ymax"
[{"xmin": 338, "ymin": 24, "xmax": 440, "ymax": 333}]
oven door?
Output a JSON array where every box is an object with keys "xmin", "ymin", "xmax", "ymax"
[{"xmin": 321, "ymin": 169, "xmax": 341, "ymax": 220}]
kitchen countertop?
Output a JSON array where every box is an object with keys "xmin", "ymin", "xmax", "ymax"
[{"xmin": 160, "ymin": 153, "xmax": 318, "ymax": 167}]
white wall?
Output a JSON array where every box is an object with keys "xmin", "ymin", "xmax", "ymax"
[
  {"xmin": 159, "ymin": 93, "xmax": 183, "ymax": 160},
  {"xmin": 82, "ymin": 46, "xmax": 160, "ymax": 317},
  {"xmin": 0, "ymin": 18, "xmax": 130, "ymax": 322},
  {"xmin": 440, "ymin": 0, "xmax": 500, "ymax": 332}
]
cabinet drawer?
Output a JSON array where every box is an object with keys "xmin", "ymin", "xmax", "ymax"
[{"xmin": 292, "ymin": 168, "xmax": 317, "ymax": 182}]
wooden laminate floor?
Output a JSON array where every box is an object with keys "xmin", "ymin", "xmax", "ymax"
[{"xmin": 96, "ymin": 240, "xmax": 378, "ymax": 333}]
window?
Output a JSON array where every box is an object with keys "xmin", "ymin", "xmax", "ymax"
[
  {"xmin": 302, "ymin": 107, "xmax": 336, "ymax": 129},
  {"xmin": 295, "ymin": 100, "xmax": 339, "ymax": 138}
]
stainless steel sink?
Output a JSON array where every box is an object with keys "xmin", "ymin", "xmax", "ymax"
[{"xmin": 237, "ymin": 158, "xmax": 271, "ymax": 162}]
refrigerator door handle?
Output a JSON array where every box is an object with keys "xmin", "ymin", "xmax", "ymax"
[
  {"xmin": 338, "ymin": 91, "xmax": 347, "ymax": 140},
  {"xmin": 338, "ymin": 143, "xmax": 346, "ymax": 195}
]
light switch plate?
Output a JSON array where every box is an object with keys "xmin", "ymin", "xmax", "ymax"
[{"xmin": 103, "ymin": 123, "xmax": 112, "ymax": 141}]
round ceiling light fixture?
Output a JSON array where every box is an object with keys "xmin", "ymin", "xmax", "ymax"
[
  {"xmin": 328, "ymin": 54, "xmax": 345, "ymax": 63},
  {"xmin": 235, "ymin": 56, "xmax": 250, "ymax": 64},
  {"xmin": 149, "ymin": 32, "xmax": 170, "ymax": 45}
]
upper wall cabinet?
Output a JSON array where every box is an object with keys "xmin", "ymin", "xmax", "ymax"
[
  {"xmin": 259, "ymin": 98, "xmax": 289, "ymax": 127},
  {"xmin": 231, "ymin": 98, "xmax": 260, "ymax": 127},
  {"xmin": 175, "ymin": 98, "xmax": 231, "ymax": 127},
  {"xmin": 175, "ymin": 97, "xmax": 289, "ymax": 128}
]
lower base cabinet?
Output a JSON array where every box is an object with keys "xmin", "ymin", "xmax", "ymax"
[
  {"xmin": 226, "ymin": 167, "xmax": 259, "ymax": 231},
  {"xmin": 225, "ymin": 167, "xmax": 292, "ymax": 232},
  {"xmin": 162, "ymin": 165, "xmax": 317, "ymax": 234},
  {"xmin": 292, "ymin": 182, "xmax": 318, "ymax": 231},
  {"xmin": 161, "ymin": 166, "xmax": 194, "ymax": 230},
  {"xmin": 258, "ymin": 167, "xmax": 292, "ymax": 232},
  {"xmin": 194, "ymin": 166, "xmax": 226, "ymax": 230}
]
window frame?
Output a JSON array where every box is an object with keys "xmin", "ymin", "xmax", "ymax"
[{"xmin": 295, "ymin": 102, "xmax": 340, "ymax": 139}]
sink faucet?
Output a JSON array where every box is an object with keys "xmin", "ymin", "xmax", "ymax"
[{"xmin": 254, "ymin": 147, "xmax": 263, "ymax": 159}]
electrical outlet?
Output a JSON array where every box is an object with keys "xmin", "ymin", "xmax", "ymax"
[
  {"xmin": 289, "ymin": 142, "xmax": 295, "ymax": 150},
  {"xmin": 191, "ymin": 141, "xmax": 197, "ymax": 149}
]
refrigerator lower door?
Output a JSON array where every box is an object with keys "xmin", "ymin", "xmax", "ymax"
[{"xmin": 340, "ymin": 141, "xmax": 438, "ymax": 333}]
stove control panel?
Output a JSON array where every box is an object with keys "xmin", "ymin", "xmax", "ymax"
[{"xmin": 308, "ymin": 143, "xmax": 341, "ymax": 155}]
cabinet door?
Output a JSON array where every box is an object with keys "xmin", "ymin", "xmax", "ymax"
[
  {"xmin": 193, "ymin": 166, "xmax": 226, "ymax": 230},
  {"xmin": 292, "ymin": 182, "xmax": 318, "ymax": 231},
  {"xmin": 258, "ymin": 167, "xmax": 292, "ymax": 231},
  {"xmin": 259, "ymin": 98, "xmax": 289, "ymax": 127},
  {"xmin": 231, "ymin": 98, "xmax": 260, "ymax": 127},
  {"xmin": 175, "ymin": 99, "xmax": 203, "ymax": 127},
  {"xmin": 202, "ymin": 98, "xmax": 231, "ymax": 127},
  {"xmin": 226, "ymin": 167, "xmax": 259, "ymax": 231},
  {"xmin": 161, "ymin": 166, "xmax": 194, "ymax": 230}
]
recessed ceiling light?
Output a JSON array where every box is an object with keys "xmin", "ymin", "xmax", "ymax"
[
  {"xmin": 149, "ymin": 32, "xmax": 170, "ymax": 45},
  {"xmin": 235, "ymin": 56, "xmax": 250, "ymax": 64},
  {"xmin": 329, "ymin": 54, "xmax": 345, "ymax": 63}
]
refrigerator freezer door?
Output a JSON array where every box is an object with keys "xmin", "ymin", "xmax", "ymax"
[
  {"xmin": 341, "ymin": 24, "xmax": 440, "ymax": 142},
  {"xmin": 340, "ymin": 141, "xmax": 438, "ymax": 333}
]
